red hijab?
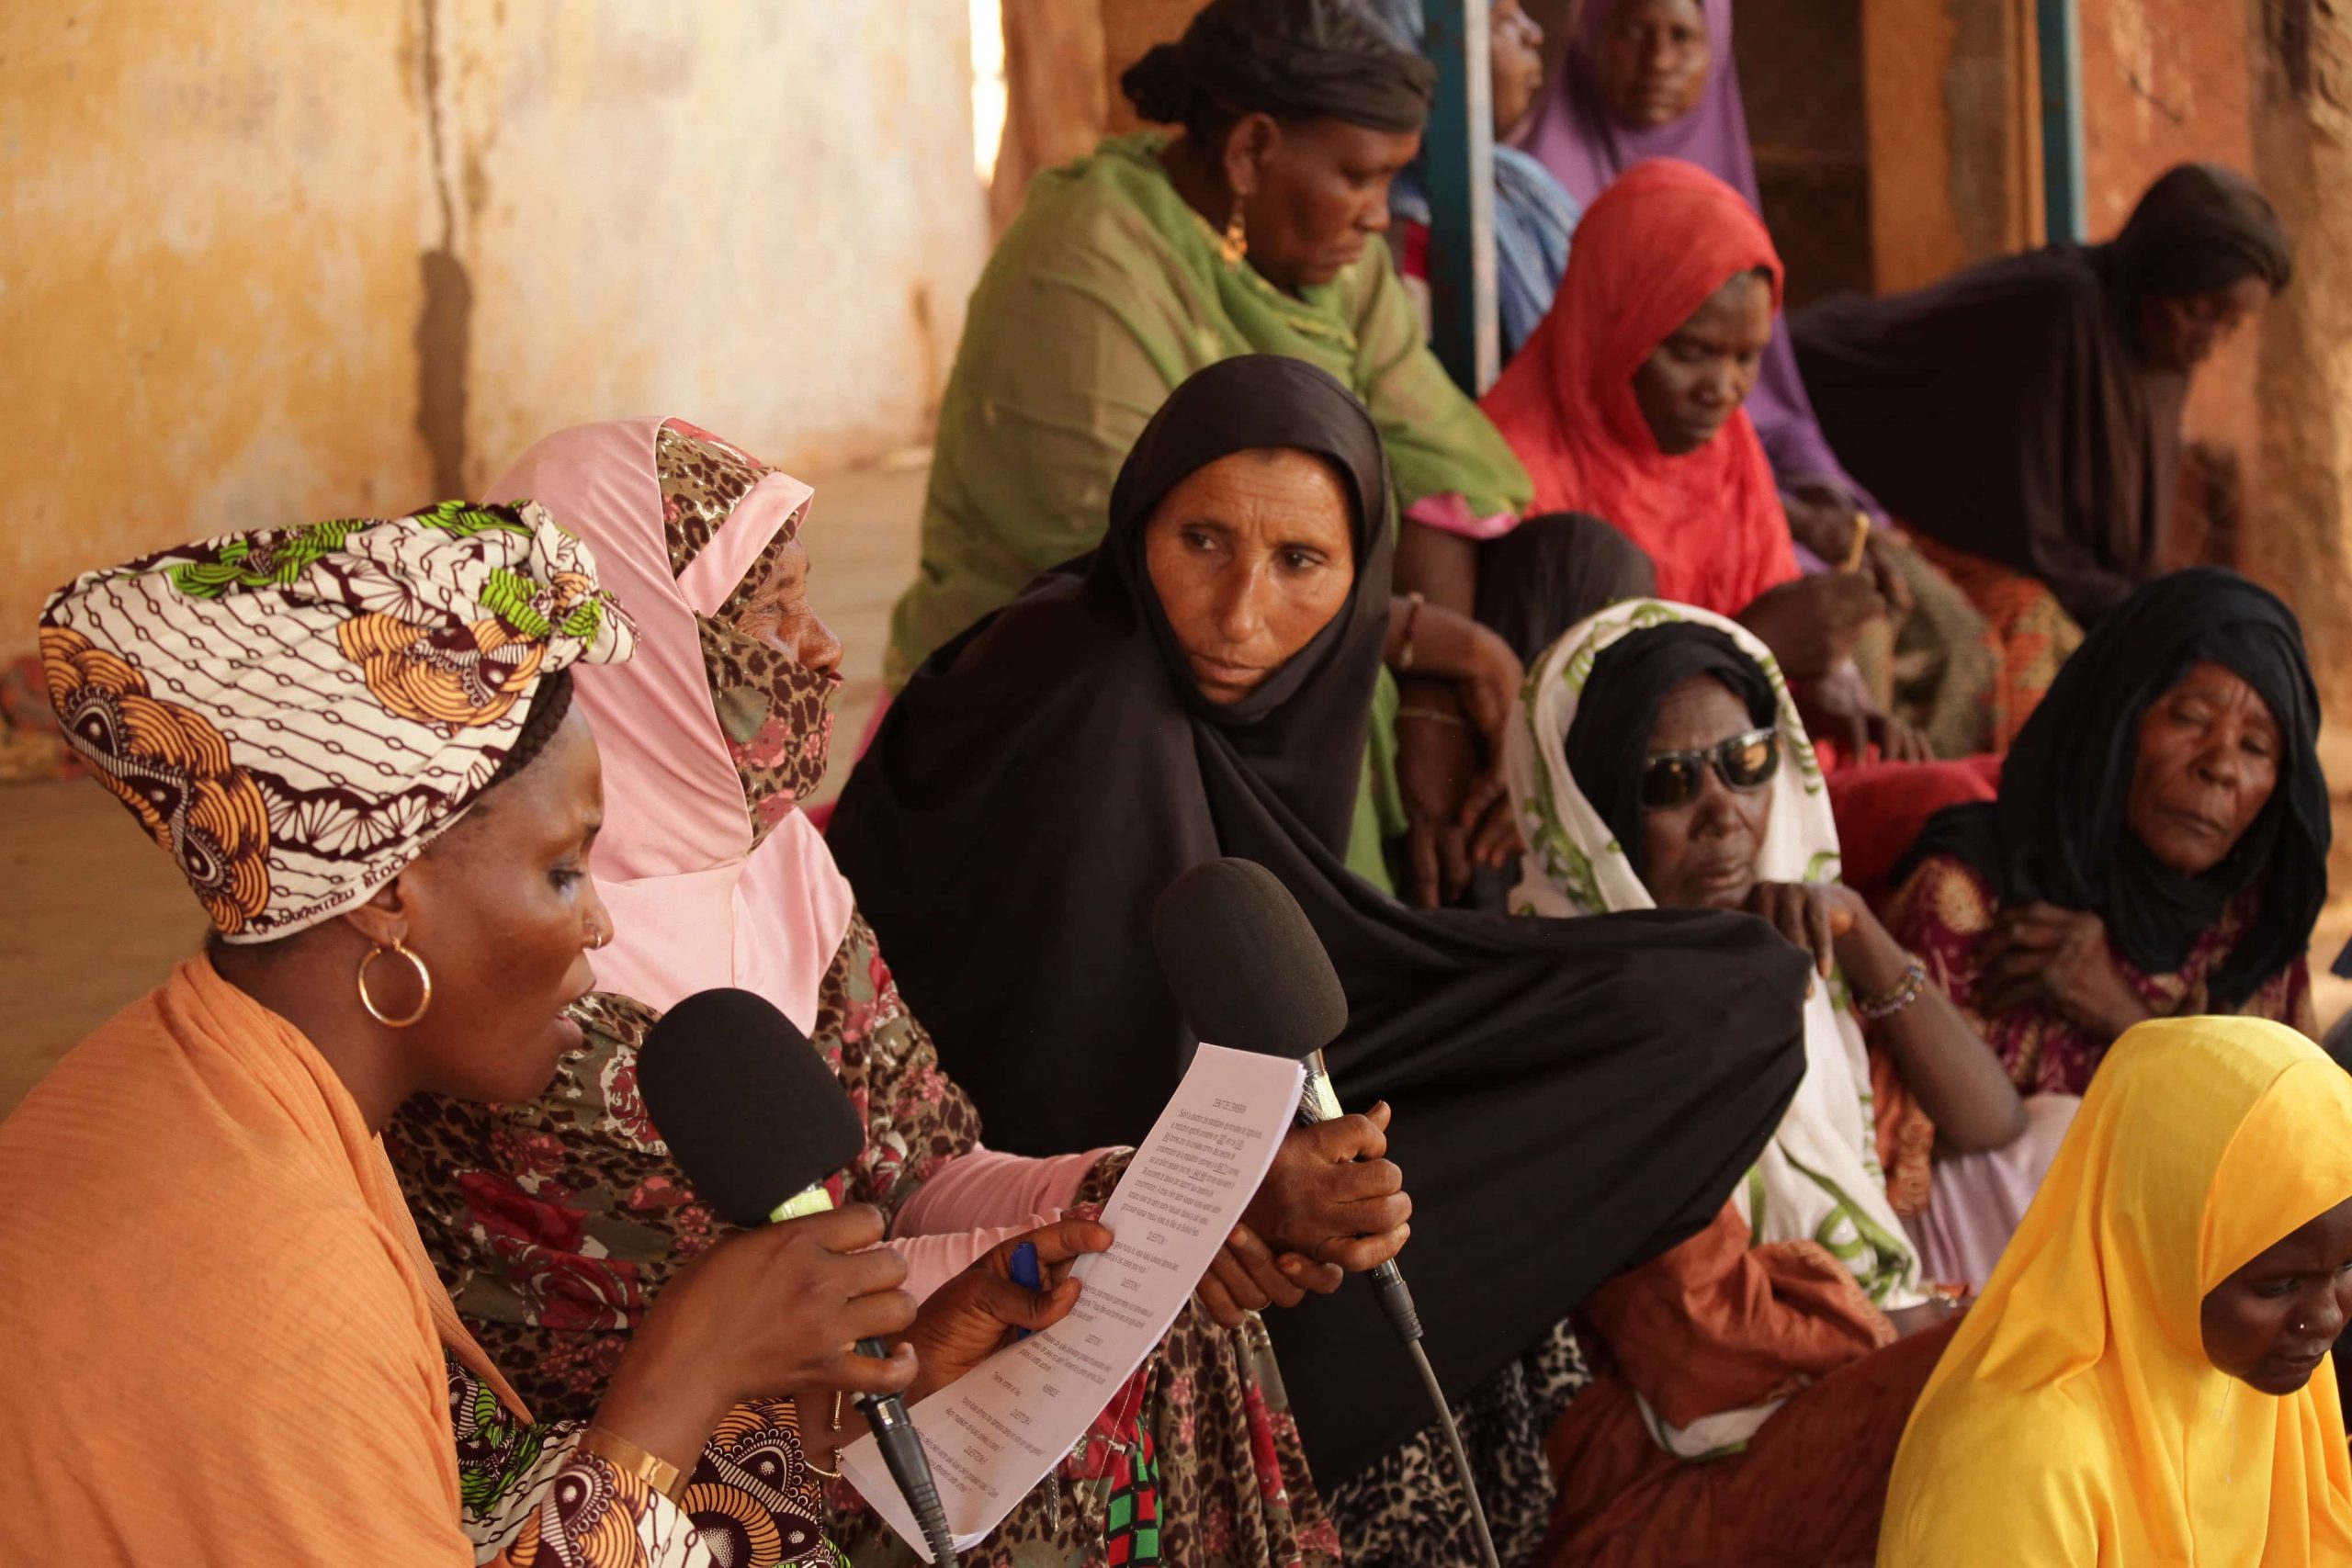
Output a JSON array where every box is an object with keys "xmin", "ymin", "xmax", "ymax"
[{"xmin": 1481, "ymin": 158, "xmax": 1797, "ymax": 615}]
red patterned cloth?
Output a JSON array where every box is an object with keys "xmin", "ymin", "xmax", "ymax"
[
  {"xmin": 1826, "ymin": 755, "xmax": 2001, "ymax": 905},
  {"xmin": 1883, "ymin": 853, "xmax": 2316, "ymax": 1096}
]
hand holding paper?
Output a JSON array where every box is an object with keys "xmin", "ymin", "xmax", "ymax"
[
  {"xmin": 839, "ymin": 1043, "xmax": 1306, "ymax": 1558},
  {"xmin": 897, "ymin": 1220, "xmax": 1111, "ymax": 1400}
]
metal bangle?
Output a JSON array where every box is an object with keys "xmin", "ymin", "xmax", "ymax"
[
  {"xmin": 1395, "ymin": 705, "xmax": 1470, "ymax": 729},
  {"xmin": 578, "ymin": 1424, "xmax": 687, "ymax": 1504}
]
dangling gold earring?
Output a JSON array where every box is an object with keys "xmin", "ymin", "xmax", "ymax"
[
  {"xmin": 357, "ymin": 940, "xmax": 435, "ymax": 1028},
  {"xmin": 1220, "ymin": 195, "xmax": 1250, "ymax": 266}
]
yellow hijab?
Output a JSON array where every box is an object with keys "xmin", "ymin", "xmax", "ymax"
[{"xmin": 1881, "ymin": 1017, "xmax": 2352, "ymax": 1563}]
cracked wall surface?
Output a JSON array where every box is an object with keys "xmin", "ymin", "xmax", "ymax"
[{"xmin": 0, "ymin": 2, "xmax": 988, "ymax": 654}]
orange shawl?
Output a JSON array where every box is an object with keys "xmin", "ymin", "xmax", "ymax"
[
  {"xmin": 1479, "ymin": 158, "xmax": 1798, "ymax": 616},
  {"xmin": 0, "ymin": 957, "xmax": 524, "ymax": 1562}
]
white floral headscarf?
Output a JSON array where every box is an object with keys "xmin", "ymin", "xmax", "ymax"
[
  {"xmin": 1505, "ymin": 598, "xmax": 1924, "ymax": 1457},
  {"xmin": 40, "ymin": 500, "xmax": 636, "ymax": 941}
]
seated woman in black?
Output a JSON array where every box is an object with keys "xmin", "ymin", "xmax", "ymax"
[
  {"xmin": 1795, "ymin": 164, "xmax": 2293, "ymax": 744},
  {"xmin": 829, "ymin": 355, "xmax": 1812, "ymax": 1565}
]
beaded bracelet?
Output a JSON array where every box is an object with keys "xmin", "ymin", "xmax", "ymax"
[{"xmin": 1854, "ymin": 954, "xmax": 1929, "ymax": 1021}]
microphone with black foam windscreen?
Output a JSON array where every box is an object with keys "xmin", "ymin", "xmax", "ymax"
[
  {"xmin": 636, "ymin": 987, "xmax": 957, "ymax": 1567},
  {"xmin": 1149, "ymin": 857, "xmax": 1501, "ymax": 1568}
]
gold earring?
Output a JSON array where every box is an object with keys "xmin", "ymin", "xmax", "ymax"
[
  {"xmin": 1220, "ymin": 196, "xmax": 1250, "ymax": 265},
  {"xmin": 357, "ymin": 941, "xmax": 435, "ymax": 1029}
]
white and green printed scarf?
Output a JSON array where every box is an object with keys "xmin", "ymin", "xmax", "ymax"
[{"xmin": 1503, "ymin": 598, "xmax": 1924, "ymax": 1458}]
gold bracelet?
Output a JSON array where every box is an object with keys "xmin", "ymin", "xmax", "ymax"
[
  {"xmin": 1395, "ymin": 705, "xmax": 1470, "ymax": 729},
  {"xmin": 802, "ymin": 1450, "xmax": 843, "ymax": 1480},
  {"xmin": 579, "ymin": 1424, "xmax": 688, "ymax": 1504}
]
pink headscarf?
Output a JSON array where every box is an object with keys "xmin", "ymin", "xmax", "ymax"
[{"xmin": 486, "ymin": 416, "xmax": 854, "ymax": 1036}]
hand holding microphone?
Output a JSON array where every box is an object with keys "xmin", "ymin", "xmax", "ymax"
[
  {"xmin": 1153, "ymin": 857, "xmax": 1502, "ymax": 1568},
  {"xmin": 633, "ymin": 987, "xmax": 961, "ymax": 1562},
  {"xmin": 1241, "ymin": 1098, "xmax": 1412, "ymax": 1273},
  {"xmin": 594, "ymin": 1202, "xmax": 920, "ymax": 1482},
  {"xmin": 1151, "ymin": 857, "xmax": 1416, "ymax": 1319}
]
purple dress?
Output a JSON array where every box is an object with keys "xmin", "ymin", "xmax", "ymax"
[{"xmin": 1519, "ymin": 0, "xmax": 1871, "ymax": 527}]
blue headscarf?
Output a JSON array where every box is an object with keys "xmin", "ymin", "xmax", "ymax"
[{"xmin": 1366, "ymin": 0, "xmax": 1581, "ymax": 358}]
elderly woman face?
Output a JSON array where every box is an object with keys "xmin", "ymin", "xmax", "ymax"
[
  {"xmin": 2124, "ymin": 660, "xmax": 2279, "ymax": 876},
  {"xmin": 2202, "ymin": 1194, "xmax": 2352, "ymax": 1395},
  {"xmin": 1639, "ymin": 675, "xmax": 1776, "ymax": 909},
  {"xmin": 732, "ymin": 533, "xmax": 843, "ymax": 675},
  {"xmin": 1594, "ymin": 0, "xmax": 1713, "ymax": 129},
  {"xmin": 1143, "ymin": 446, "xmax": 1356, "ymax": 704},
  {"xmin": 1233, "ymin": 115, "xmax": 1422, "ymax": 294}
]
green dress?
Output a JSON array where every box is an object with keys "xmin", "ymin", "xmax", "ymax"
[{"xmin": 890, "ymin": 132, "xmax": 1530, "ymax": 888}]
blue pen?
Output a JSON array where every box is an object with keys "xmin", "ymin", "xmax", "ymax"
[{"xmin": 1008, "ymin": 1240, "xmax": 1042, "ymax": 1341}]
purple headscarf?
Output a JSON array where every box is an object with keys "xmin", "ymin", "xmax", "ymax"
[{"xmin": 1519, "ymin": 0, "xmax": 1871, "ymax": 522}]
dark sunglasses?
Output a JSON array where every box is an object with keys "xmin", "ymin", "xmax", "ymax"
[{"xmin": 1640, "ymin": 728, "xmax": 1780, "ymax": 809}]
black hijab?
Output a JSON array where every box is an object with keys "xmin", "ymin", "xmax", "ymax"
[
  {"xmin": 1121, "ymin": 0, "xmax": 1436, "ymax": 136},
  {"xmin": 1564, "ymin": 624, "xmax": 1777, "ymax": 883},
  {"xmin": 831, "ymin": 356, "xmax": 1807, "ymax": 1485},
  {"xmin": 1895, "ymin": 568, "xmax": 2325, "ymax": 1010},
  {"xmin": 2108, "ymin": 164, "xmax": 2293, "ymax": 307},
  {"xmin": 1794, "ymin": 164, "xmax": 2291, "ymax": 627}
]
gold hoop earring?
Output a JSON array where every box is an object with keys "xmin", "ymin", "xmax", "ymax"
[
  {"xmin": 1220, "ymin": 197, "xmax": 1249, "ymax": 266},
  {"xmin": 357, "ymin": 941, "xmax": 435, "ymax": 1029}
]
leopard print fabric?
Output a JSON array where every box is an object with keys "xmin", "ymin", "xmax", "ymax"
[
  {"xmin": 656, "ymin": 419, "xmax": 789, "ymax": 587},
  {"xmin": 655, "ymin": 420, "xmax": 841, "ymax": 844},
  {"xmin": 698, "ymin": 610, "xmax": 840, "ymax": 845},
  {"xmin": 1325, "ymin": 1315, "xmax": 1591, "ymax": 1568}
]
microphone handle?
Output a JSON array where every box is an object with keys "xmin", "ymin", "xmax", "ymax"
[
  {"xmin": 853, "ymin": 1338, "xmax": 958, "ymax": 1565},
  {"xmin": 1299, "ymin": 1057, "xmax": 1424, "ymax": 1343}
]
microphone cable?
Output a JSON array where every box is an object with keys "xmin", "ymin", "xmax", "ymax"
[{"xmin": 1367, "ymin": 1261, "xmax": 1503, "ymax": 1568}]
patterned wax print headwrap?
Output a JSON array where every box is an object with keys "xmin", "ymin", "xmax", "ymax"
[{"xmin": 39, "ymin": 500, "xmax": 637, "ymax": 942}]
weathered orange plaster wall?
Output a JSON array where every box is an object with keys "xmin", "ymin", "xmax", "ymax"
[
  {"xmin": 0, "ymin": 2, "xmax": 988, "ymax": 659},
  {"xmin": 0, "ymin": 2, "xmax": 435, "ymax": 649},
  {"xmin": 2076, "ymin": 0, "xmax": 2264, "ymax": 516},
  {"xmin": 445, "ymin": 2, "xmax": 988, "ymax": 490}
]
